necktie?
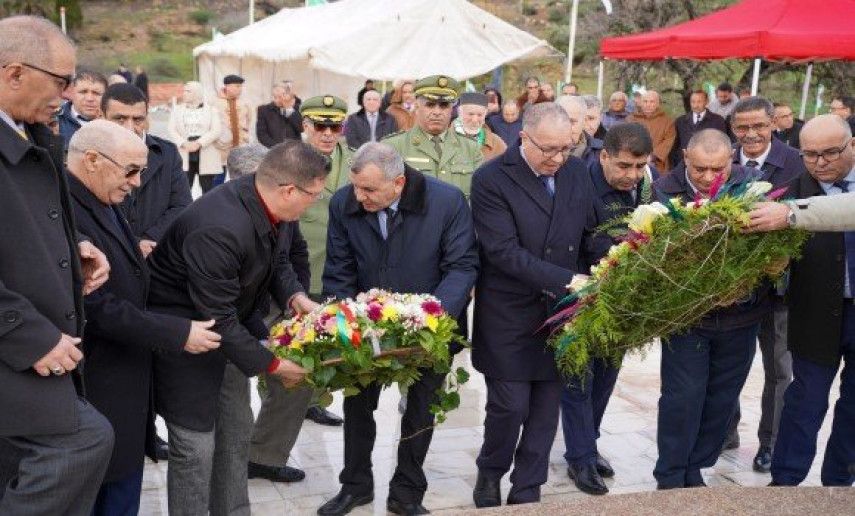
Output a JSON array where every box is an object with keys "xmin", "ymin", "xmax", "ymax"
[
  {"xmin": 379, "ymin": 207, "xmax": 397, "ymax": 240},
  {"xmin": 746, "ymin": 159, "xmax": 759, "ymax": 169},
  {"xmin": 106, "ymin": 206, "xmax": 135, "ymax": 249},
  {"xmin": 694, "ymin": 113, "xmax": 701, "ymax": 125},
  {"xmin": 431, "ymin": 135, "xmax": 443, "ymax": 160},
  {"xmin": 829, "ymin": 180, "xmax": 855, "ymax": 297},
  {"xmin": 834, "ymin": 180, "xmax": 850, "ymax": 193},
  {"xmin": 540, "ymin": 175, "xmax": 555, "ymax": 197},
  {"xmin": 368, "ymin": 113, "xmax": 377, "ymax": 142},
  {"xmin": 227, "ymin": 98, "xmax": 240, "ymax": 147}
]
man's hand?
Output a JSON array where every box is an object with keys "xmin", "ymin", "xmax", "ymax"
[
  {"xmin": 269, "ymin": 359, "xmax": 307, "ymax": 388},
  {"xmin": 79, "ymin": 241, "xmax": 110, "ymax": 294},
  {"xmin": 32, "ymin": 333, "xmax": 83, "ymax": 377},
  {"xmin": 184, "ymin": 319, "xmax": 222, "ymax": 354},
  {"xmin": 290, "ymin": 293, "xmax": 320, "ymax": 315},
  {"xmin": 139, "ymin": 239, "xmax": 157, "ymax": 259},
  {"xmin": 746, "ymin": 202, "xmax": 791, "ymax": 233}
]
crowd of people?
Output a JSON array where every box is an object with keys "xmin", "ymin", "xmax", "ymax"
[{"xmin": 0, "ymin": 14, "xmax": 853, "ymax": 516}]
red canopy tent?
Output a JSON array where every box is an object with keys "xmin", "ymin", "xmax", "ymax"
[{"xmin": 597, "ymin": 0, "xmax": 855, "ymax": 116}]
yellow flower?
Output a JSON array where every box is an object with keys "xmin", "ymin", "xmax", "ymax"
[
  {"xmin": 303, "ymin": 328, "xmax": 316, "ymax": 343},
  {"xmin": 425, "ymin": 314, "xmax": 439, "ymax": 332},
  {"xmin": 382, "ymin": 305, "xmax": 398, "ymax": 321},
  {"xmin": 269, "ymin": 323, "xmax": 285, "ymax": 338},
  {"xmin": 325, "ymin": 305, "xmax": 338, "ymax": 315},
  {"xmin": 288, "ymin": 340, "xmax": 303, "ymax": 350}
]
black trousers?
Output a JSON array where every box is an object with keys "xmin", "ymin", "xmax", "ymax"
[{"xmin": 339, "ymin": 368, "xmax": 446, "ymax": 504}]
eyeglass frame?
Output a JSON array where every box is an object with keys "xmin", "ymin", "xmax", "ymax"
[
  {"xmin": 800, "ymin": 137, "xmax": 853, "ymax": 164},
  {"xmin": 3, "ymin": 63, "xmax": 75, "ymax": 91},
  {"xmin": 731, "ymin": 121, "xmax": 772, "ymax": 135},
  {"xmin": 96, "ymin": 151, "xmax": 145, "ymax": 178},
  {"xmin": 522, "ymin": 131, "xmax": 574, "ymax": 161}
]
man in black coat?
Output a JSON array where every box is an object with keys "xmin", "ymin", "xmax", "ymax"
[
  {"xmin": 147, "ymin": 141, "xmax": 325, "ymax": 515},
  {"xmin": 344, "ymin": 89, "xmax": 398, "ymax": 149},
  {"xmin": 0, "ymin": 15, "xmax": 114, "ymax": 515},
  {"xmin": 471, "ymin": 103, "xmax": 599, "ymax": 507},
  {"xmin": 772, "ymin": 102, "xmax": 803, "ymax": 149},
  {"xmin": 256, "ymin": 84, "xmax": 303, "ymax": 148},
  {"xmin": 66, "ymin": 120, "xmax": 222, "ymax": 514},
  {"xmin": 102, "ymin": 83, "xmax": 193, "ymax": 258},
  {"xmin": 771, "ymin": 115, "xmax": 855, "ymax": 487},
  {"xmin": 669, "ymin": 90, "xmax": 728, "ymax": 169},
  {"xmin": 318, "ymin": 142, "xmax": 478, "ymax": 516},
  {"xmin": 560, "ymin": 123, "xmax": 657, "ymax": 496}
]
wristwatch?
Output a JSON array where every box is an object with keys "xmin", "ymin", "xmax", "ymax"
[{"xmin": 786, "ymin": 205, "xmax": 797, "ymax": 228}]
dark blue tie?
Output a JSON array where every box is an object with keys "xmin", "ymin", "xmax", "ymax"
[
  {"xmin": 540, "ymin": 175, "xmax": 555, "ymax": 197},
  {"xmin": 832, "ymin": 181, "xmax": 855, "ymax": 297},
  {"xmin": 106, "ymin": 206, "xmax": 135, "ymax": 249}
]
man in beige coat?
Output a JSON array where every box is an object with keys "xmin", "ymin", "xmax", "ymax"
[
  {"xmin": 214, "ymin": 75, "xmax": 251, "ymax": 180},
  {"xmin": 629, "ymin": 90, "xmax": 676, "ymax": 172}
]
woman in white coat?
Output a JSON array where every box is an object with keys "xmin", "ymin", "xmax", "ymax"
[{"xmin": 168, "ymin": 81, "xmax": 222, "ymax": 193}]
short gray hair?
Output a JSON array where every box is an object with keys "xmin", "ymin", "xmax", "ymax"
[
  {"xmin": 525, "ymin": 101, "xmax": 572, "ymax": 131},
  {"xmin": 582, "ymin": 95, "xmax": 602, "ymax": 111},
  {"xmin": 609, "ymin": 91, "xmax": 628, "ymax": 103},
  {"xmin": 351, "ymin": 142, "xmax": 404, "ymax": 180},
  {"xmin": 0, "ymin": 15, "xmax": 74, "ymax": 68},
  {"xmin": 686, "ymin": 128, "xmax": 733, "ymax": 154},
  {"xmin": 732, "ymin": 96, "xmax": 775, "ymax": 118},
  {"xmin": 227, "ymin": 143, "xmax": 268, "ymax": 179},
  {"xmin": 556, "ymin": 94, "xmax": 586, "ymax": 119}
]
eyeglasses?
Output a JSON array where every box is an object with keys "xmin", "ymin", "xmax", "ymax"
[
  {"xmin": 97, "ymin": 151, "xmax": 145, "ymax": 178},
  {"xmin": 524, "ymin": 132, "xmax": 573, "ymax": 160},
  {"xmin": 313, "ymin": 123, "xmax": 342, "ymax": 133},
  {"xmin": 11, "ymin": 63, "xmax": 75, "ymax": 90},
  {"xmin": 801, "ymin": 138, "xmax": 852, "ymax": 164},
  {"xmin": 732, "ymin": 122, "xmax": 771, "ymax": 135},
  {"xmin": 291, "ymin": 183, "xmax": 325, "ymax": 199}
]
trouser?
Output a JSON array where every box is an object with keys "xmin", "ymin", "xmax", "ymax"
[
  {"xmin": 561, "ymin": 358, "xmax": 621, "ymax": 467},
  {"xmin": 91, "ymin": 467, "xmax": 144, "ymax": 516},
  {"xmin": 476, "ymin": 378, "xmax": 563, "ymax": 504},
  {"xmin": 166, "ymin": 363, "xmax": 253, "ymax": 516},
  {"xmin": 654, "ymin": 324, "xmax": 759, "ymax": 488},
  {"xmin": 339, "ymin": 368, "xmax": 446, "ymax": 504},
  {"xmin": 729, "ymin": 298, "xmax": 792, "ymax": 448},
  {"xmin": 771, "ymin": 302, "xmax": 855, "ymax": 486},
  {"xmin": 0, "ymin": 398, "xmax": 114, "ymax": 516},
  {"xmin": 249, "ymin": 379, "xmax": 314, "ymax": 467}
]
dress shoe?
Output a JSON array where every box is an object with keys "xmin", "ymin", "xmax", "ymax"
[
  {"xmin": 387, "ymin": 498, "xmax": 430, "ymax": 515},
  {"xmin": 306, "ymin": 406, "xmax": 344, "ymax": 426},
  {"xmin": 767, "ymin": 481, "xmax": 783, "ymax": 486},
  {"xmin": 685, "ymin": 477, "xmax": 708, "ymax": 488},
  {"xmin": 753, "ymin": 446, "xmax": 772, "ymax": 473},
  {"xmin": 568, "ymin": 463, "xmax": 608, "ymax": 495},
  {"xmin": 155, "ymin": 435, "xmax": 169, "ymax": 461},
  {"xmin": 248, "ymin": 462, "xmax": 305, "ymax": 482},
  {"xmin": 317, "ymin": 491, "xmax": 373, "ymax": 515},
  {"xmin": 595, "ymin": 453, "xmax": 615, "ymax": 478},
  {"xmin": 472, "ymin": 472, "xmax": 501, "ymax": 508}
]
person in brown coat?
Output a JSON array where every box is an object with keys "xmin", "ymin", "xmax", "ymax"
[
  {"xmin": 455, "ymin": 92, "xmax": 507, "ymax": 161},
  {"xmin": 386, "ymin": 80, "xmax": 416, "ymax": 131},
  {"xmin": 628, "ymin": 90, "xmax": 676, "ymax": 172}
]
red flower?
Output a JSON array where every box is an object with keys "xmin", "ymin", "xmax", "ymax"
[
  {"xmin": 275, "ymin": 332, "xmax": 292, "ymax": 346},
  {"xmin": 421, "ymin": 300, "xmax": 443, "ymax": 316},
  {"xmin": 367, "ymin": 303, "xmax": 383, "ymax": 322}
]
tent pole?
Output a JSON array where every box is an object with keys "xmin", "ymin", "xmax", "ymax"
[
  {"xmin": 799, "ymin": 62, "xmax": 813, "ymax": 120},
  {"xmin": 597, "ymin": 60, "xmax": 604, "ymax": 101},
  {"xmin": 564, "ymin": 0, "xmax": 580, "ymax": 84},
  {"xmin": 750, "ymin": 58, "xmax": 761, "ymax": 95},
  {"xmin": 249, "ymin": 0, "xmax": 255, "ymax": 25}
]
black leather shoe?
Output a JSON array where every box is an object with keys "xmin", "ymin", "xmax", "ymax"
[
  {"xmin": 753, "ymin": 446, "xmax": 772, "ymax": 473},
  {"xmin": 568, "ymin": 463, "xmax": 608, "ymax": 495},
  {"xmin": 248, "ymin": 462, "xmax": 305, "ymax": 483},
  {"xmin": 767, "ymin": 481, "xmax": 783, "ymax": 486},
  {"xmin": 472, "ymin": 472, "xmax": 501, "ymax": 508},
  {"xmin": 387, "ymin": 498, "xmax": 430, "ymax": 515},
  {"xmin": 155, "ymin": 435, "xmax": 169, "ymax": 461},
  {"xmin": 317, "ymin": 491, "xmax": 373, "ymax": 515},
  {"xmin": 306, "ymin": 406, "xmax": 344, "ymax": 426},
  {"xmin": 595, "ymin": 453, "xmax": 615, "ymax": 478}
]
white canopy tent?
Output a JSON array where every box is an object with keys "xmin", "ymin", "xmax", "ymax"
[{"xmin": 193, "ymin": 0, "xmax": 558, "ymax": 112}]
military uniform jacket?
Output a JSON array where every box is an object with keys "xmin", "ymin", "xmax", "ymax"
[
  {"xmin": 300, "ymin": 141, "xmax": 352, "ymax": 295},
  {"xmin": 384, "ymin": 125, "xmax": 482, "ymax": 198}
]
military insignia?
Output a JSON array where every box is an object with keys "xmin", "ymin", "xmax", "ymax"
[
  {"xmin": 323, "ymin": 96, "xmax": 334, "ymax": 107},
  {"xmin": 438, "ymin": 76, "xmax": 448, "ymax": 88},
  {"xmin": 412, "ymin": 136, "xmax": 422, "ymax": 145}
]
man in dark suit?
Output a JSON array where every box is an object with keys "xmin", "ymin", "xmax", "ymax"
[
  {"xmin": 256, "ymin": 84, "xmax": 303, "ymax": 148},
  {"xmin": 318, "ymin": 142, "xmax": 478, "ymax": 516},
  {"xmin": 772, "ymin": 102, "xmax": 803, "ymax": 149},
  {"xmin": 670, "ymin": 90, "xmax": 728, "ymax": 169},
  {"xmin": 725, "ymin": 96, "xmax": 808, "ymax": 472},
  {"xmin": 101, "ymin": 83, "xmax": 192, "ymax": 259},
  {"xmin": 147, "ymin": 141, "xmax": 327, "ymax": 515},
  {"xmin": 771, "ymin": 115, "xmax": 855, "ymax": 487},
  {"xmin": 66, "ymin": 120, "xmax": 222, "ymax": 514},
  {"xmin": 57, "ymin": 69, "xmax": 108, "ymax": 147},
  {"xmin": 344, "ymin": 89, "xmax": 398, "ymax": 149},
  {"xmin": 471, "ymin": 103, "xmax": 599, "ymax": 507},
  {"xmin": 0, "ymin": 15, "xmax": 114, "ymax": 515},
  {"xmin": 560, "ymin": 123, "xmax": 657, "ymax": 496}
]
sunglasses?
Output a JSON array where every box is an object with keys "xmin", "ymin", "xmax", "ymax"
[
  {"xmin": 313, "ymin": 123, "xmax": 343, "ymax": 133},
  {"xmin": 97, "ymin": 151, "xmax": 145, "ymax": 178}
]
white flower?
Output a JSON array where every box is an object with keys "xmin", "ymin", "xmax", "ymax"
[
  {"xmin": 567, "ymin": 274, "xmax": 592, "ymax": 292},
  {"xmin": 628, "ymin": 202, "xmax": 669, "ymax": 234},
  {"xmin": 745, "ymin": 181, "xmax": 773, "ymax": 198}
]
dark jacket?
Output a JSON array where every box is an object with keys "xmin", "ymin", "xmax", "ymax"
[
  {"xmin": 147, "ymin": 175, "xmax": 279, "ymax": 431},
  {"xmin": 670, "ymin": 110, "xmax": 728, "ymax": 168},
  {"xmin": 0, "ymin": 120, "xmax": 86, "ymax": 436},
  {"xmin": 470, "ymin": 146, "xmax": 598, "ymax": 381},
  {"xmin": 323, "ymin": 167, "xmax": 478, "ymax": 322},
  {"xmin": 654, "ymin": 165, "xmax": 770, "ymax": 332},
  {"xmin": 344, "ymin": 110, "xmax": 398, "ymax": 149},
  {"xmin": 581, "ymin": 134, "xmax": 604, "ymax": 172},
  {"xmin": 69, "ymin": 175, "xmax": 188, "ymax": 481},
  {"xmin": 486, "ymin": 113, "xmax": 522, "ymax": 148},
  {"xmin": 256, "ymin": 102, "xmax": 303, "ymax": 148},
  {"xmin": 773, "ymin": 119, "xmax": 803, "ymax": 149},
  {"xmin": 120, "ymin": 134, "xmax": 192, "ymax": 243},
  {"xmin": 732, "ymin": 138, "xmax": 807, "ymax": 193},
  {"xmin": 57, "ymin": 100, "xmax": 83, "ymax": 147},
  {"xmin": 786, "ymin": 173, "xmax": 847, "ymax": 367}
]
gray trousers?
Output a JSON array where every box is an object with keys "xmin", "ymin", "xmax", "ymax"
[
  {"xmin": 166, "ymin": 363, "xmax": 253, "ymax": 516},
  {"xmin": 249, "ymin": 376, "xmax": 314, "ymax": 467},
  {"xmin": 0, "ymin": 398, "xmax": 114, "ymax": 516}
]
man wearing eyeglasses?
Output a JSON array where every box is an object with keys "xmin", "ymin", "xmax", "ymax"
[
  {"xmin": 767, "ymin": 114, "xmax": 855, "ymax": 488},
  {"xmin": 66, "ymin": 120, "xmax": 222, "ymax": 515},
  {"xmin": 772, "ymin": 102, "xmax": 803, "ymax": 150},
  {"xmin": 725, "ymin": 96, "xmax": 807, "ymax": 473},
  {"xmin": 0, "ymin": 15, "xmax": 115, "ymax": 516},
  {"xmin": 383, "ymin": 75, "xmax": 483, "ymax": 198}
]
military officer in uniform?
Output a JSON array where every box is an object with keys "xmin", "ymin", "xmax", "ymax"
[{"xmin": 383, "ymin": 75, "xmax": 482, "ymax": 197}]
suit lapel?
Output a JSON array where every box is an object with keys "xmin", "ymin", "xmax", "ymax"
[
  {"xmin": 140, "ymin": 135, "xmax": 161, "ymax": 190},
  {"xmin": 500, "ymin": 147, "xmax": 553, "ymax": 215},
  {"xmin": 69, "ymin": 176, "xmax": 142, "ymax": 266}
]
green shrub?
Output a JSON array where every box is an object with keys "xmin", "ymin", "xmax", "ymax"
[
  {"xmin": 522, "ymin": 4, "xmax": 537, "ymax": 16},
  {"xmin": 189, "ymin": 9, "xmax": 213, "ymax": 25},
  {"xmin": 148, "ymin": 58, "xmax": 180, "ymax": 80},
  {"xmin": 548, "ymin": 7, "xmax": 566, "ymax": 23}
]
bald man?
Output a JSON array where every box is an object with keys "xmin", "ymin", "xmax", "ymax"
[
  {"xmin": 67, "ymin": 120, "xmax": 222, "ymax": 514},
  {"xmin": 0, "ymin": 15, "xmax": 114, "ymax": 515},
  {"xmin": 629, "ymin": 90, "xmax": 676, "ymax": 171}
]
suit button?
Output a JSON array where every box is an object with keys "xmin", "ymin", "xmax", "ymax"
[
  {"xmin": 831, "ymin": 308, "xmax": 841, "ymax": 316},
  {"xmin": 545, "ymin": 247, "xmax": 552, "ymax": 255},
  {"xmin": 32, "ymin": 154, "xmax": 40, "ymax": 163},
  {"xmin": 568, "ymin": 245, "xmax": 575, "ymax": 252},
  {"xmin": 3, "ymin": 310, "xmax": 19, "ymax": 323},
  {"xmin": 59, "ymin": 258, "xmax": 69, "ymax": 269},
  {"xmin": 65, "ymin": 311, "xmax": 77, "ymax": 321},
  {"xmin": 48, "ymin": 209, "xmax": 59, "ymax": 220},
  {"xmin": 133, "ymin": 268, "xmax": 141, "ymax": 277}
]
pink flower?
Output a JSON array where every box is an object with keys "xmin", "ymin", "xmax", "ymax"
[
  {"xmin": 421, "ymin": 300, "xmax": 443, "ymax": 316},
  {"xmin": 367, "ymin": 303, "xmax": 383, "ymax": 322},
  {"xmin": 275, "ymin": 332, "xmax": 292, "ymax": 347}
]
